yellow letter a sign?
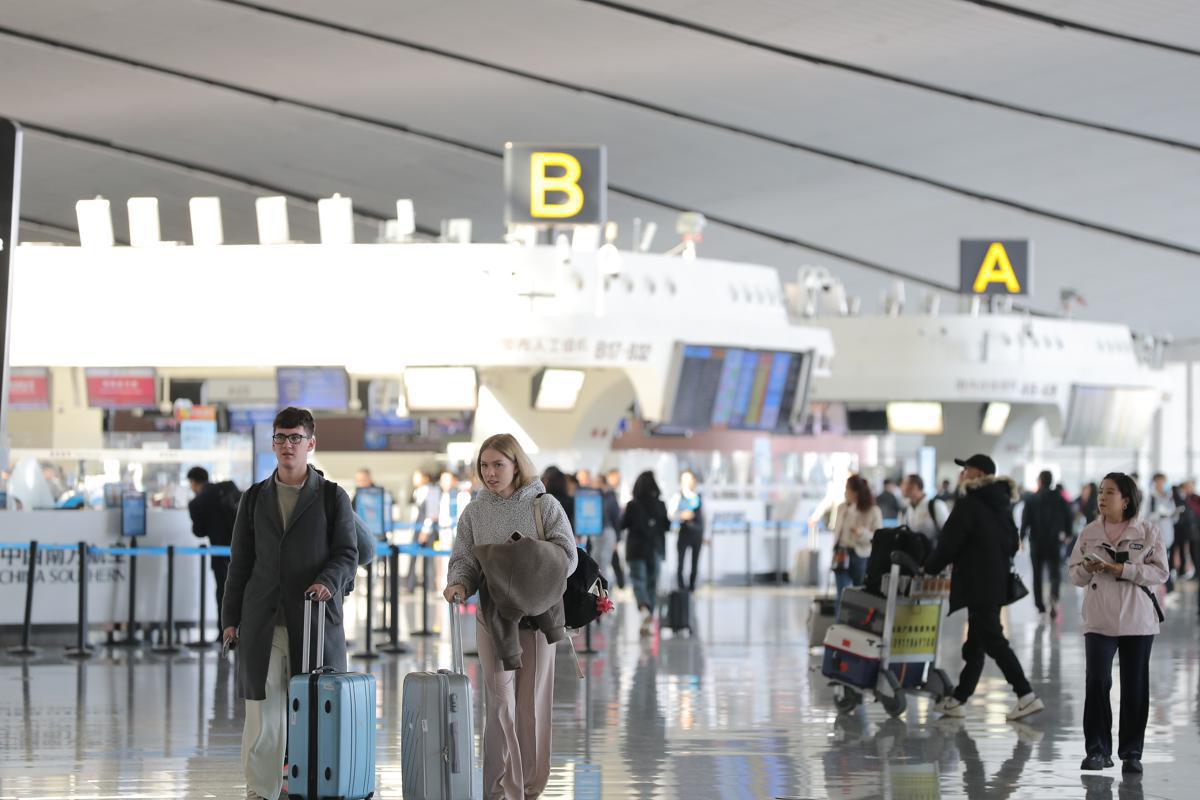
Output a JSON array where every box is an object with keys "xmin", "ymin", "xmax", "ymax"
[{"xmin": 972, "ymin": 242, "xmax": 1022, "ymax": 294}]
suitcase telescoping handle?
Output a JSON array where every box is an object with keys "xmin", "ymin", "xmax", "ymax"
[
  {"xmin": 448, "ymin": 597, "xmax": 465, "ymax": 675},
  {"xmin": 302, "ymin": 592, "xmax": 326, "ymax": 674}
]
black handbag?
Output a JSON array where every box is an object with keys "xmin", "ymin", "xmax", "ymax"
[{"xmin": 1005, "ymin": 564, "xmax": 1029, "ymax": 606}]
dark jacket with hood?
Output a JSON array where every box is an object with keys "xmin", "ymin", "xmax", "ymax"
[
  {"xmin": 925, "ymin": 475, "xmax": 1020, "ymax": 613},
  {"xmin": 620, "ymin": 496, "xmax": 670, "ymax": 562}
]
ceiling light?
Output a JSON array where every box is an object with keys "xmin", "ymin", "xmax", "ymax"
[
  {"xmin": 127, "ymin": 197, "xmax": 162, "ymax": 247},
  {"xmin": 395, "ymin": 199, "xmax": 415, "ymax": 239},
  {"xmin": 75, "ymin": 197, "xmax": 114, "ymax": 247},
  {"xmin": 318, "ymin": 193, "xmax": 354, "ymax": 245},
  {"xmin": 532, "ymin": 368, "xmax": 585, "ymax": 411},
  {"xmin": 256, "ymin": 196, "xmax": 290, "ymax": 245},
  {"xmin": 886, "ymin": 402, "xmax": 943, "ymax": 435},
  {"xmin": 189, "ymin": 197, "xmax": 224, "ymax": 246},
  {"xmin": 404, "ymin": 367, "xmax": 477, "ymax": 411},
  {"xmin": 981, "ymin": 402, "xmax": 1011, "ymax": 436}
]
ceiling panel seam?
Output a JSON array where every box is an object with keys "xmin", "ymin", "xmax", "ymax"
[
  {"xmin": 3, "ymin": 25, "xmax": 1197, "ymax": 261},
  {"xmin": 956, "ymin": 0, "xmax": 1200, "ymax": 58},
  {"xmin": 572, "ymin": 0, "xmax": 1200, "ymax": 153}
]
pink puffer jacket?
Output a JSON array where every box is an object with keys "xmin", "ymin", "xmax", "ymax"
[{"xmin": 1068, "ymin": 519, "xmax": 1168, "ymax": 637}]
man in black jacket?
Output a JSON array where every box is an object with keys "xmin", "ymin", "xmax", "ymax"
[
  {"xmin": 187, "ymin": 466, "xmax": 238, "ymax": 624},
  {"xmin": 1020, "ymin": 470, "xmax": 1073, "ymax": 618},
  {"xmin": 925, "ymin": 454, "xmax": 1043, "ymax": 721}
]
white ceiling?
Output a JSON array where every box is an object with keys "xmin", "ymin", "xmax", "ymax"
[{"xmin": 3, "ymin": 0, "xmax": 1199, "ymax": 337}]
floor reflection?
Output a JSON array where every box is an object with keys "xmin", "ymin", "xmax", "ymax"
[{"xmin": 1, "ymin": 577, "xmax": 1198, "ymax": 798}]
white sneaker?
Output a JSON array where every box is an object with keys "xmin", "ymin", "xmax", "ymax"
[
  {"xmin": 932, "ymin": 696, "xmax": 966, "ymax": 717},
  {"xmin": 639, "ymin": 610, "xmax": 653, "ymax": 637},
  {"xmin": 1007, "ymin": 693, "xmax": 1045, "ymax": 721}
]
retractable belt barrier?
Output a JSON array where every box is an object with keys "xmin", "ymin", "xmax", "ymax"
[{"xmin": 3, "ymin": 539, "xmax": 451, "ymax": 659}]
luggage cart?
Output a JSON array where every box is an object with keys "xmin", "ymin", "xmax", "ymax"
[{"xmin": 830, "ymin": 562, "xmax": 954, "ymax": 718}]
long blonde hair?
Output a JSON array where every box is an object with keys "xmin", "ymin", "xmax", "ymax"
[{"xmin": 475, "ymin": 433, "xmax": 538, "ymax": 492}]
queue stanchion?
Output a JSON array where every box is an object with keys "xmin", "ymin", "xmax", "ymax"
[
  {"xmin": 8, "ymin": 541, "xmax": 38, "ymax": 656},
  {"xmin": 413, "ymin": 549, "xmax": 435, "ymax": 637},
  {"xmin": 577, "ymin": 534, "xmax": 598, "ymax": 655},
  {"xmin": 774, "ymin": 518, "xmax": 785, "ymax": 587},
  {"xmin": 65, "ymin": 541, "xmax": 93, "ymax": 659},
  {"xmin": 374, "ymin": 543, "xmax": 390, "ymax": 634},
  {"xmin": 353, "ymin": 561, "xmax": 381, "ymax": 660},
  {"xmin": 113, "ymin": 542, "xmax": 141, "ymax": 647},
  {"xmin": 380, "ymin": 544, "xmax": 412, "ymax": 655},
  {"xmin": 152, "ymin": 546, "xmax": 180, "ymax": 654},
  {"xmin": 744, "ymin": 519, "xmax": 753, "ymax": 587},
  {"xmin": 187, "ymin": 545, "xmax": 214, "ymax": 649}
]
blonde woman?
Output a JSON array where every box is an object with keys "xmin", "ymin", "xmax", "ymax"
[{"xmin": 444, "ymin": 434, "xmax": 577, "ymax": 800}]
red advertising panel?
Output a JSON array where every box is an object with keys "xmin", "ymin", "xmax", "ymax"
[
  {"xmin": 9, "ymin": 368, "xmax": 50, "ymax": 410},
  {"xmin": 85, "ymin": 368, "xmax": 157, "ymax": 410}
]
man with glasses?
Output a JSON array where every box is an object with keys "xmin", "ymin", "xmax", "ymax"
[{"xmin": 221, "ymin": 407, "xmax": 358, "ymax": 800}]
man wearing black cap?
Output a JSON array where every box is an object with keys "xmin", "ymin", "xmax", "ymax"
[{"xmin": 925, "ymin": 454, "xmax": 1044, "ymax": 721}]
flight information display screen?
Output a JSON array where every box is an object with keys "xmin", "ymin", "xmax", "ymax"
[
  {"xmin": 276, "ymin": 367, "xmax": 349, "ymax": 411},
  {"xmin": 667, "ymin": 345, "xmax": 810, "ymax": 433}
]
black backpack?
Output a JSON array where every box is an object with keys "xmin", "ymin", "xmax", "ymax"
[
  {"xmin": 864, "ymin": 526, "xmax": 933, "ymax": 596},
  {"xmin": 532, "ymin": 493, "xmax": 609, "ymax": 629}
]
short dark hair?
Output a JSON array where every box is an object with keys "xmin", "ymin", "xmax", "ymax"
[
  {"xmin": 1152, "ymin": 472, "xmax": 1166, "ymax": 482},
  {"xmin": 273, "ymin": 406, "xmax": 315, "ymax": 436},
  {"xmin": 883, "ymin": 478, "xmax": 897, "ymax": 487},
  {"xmin": 186, "ymin": 466, "xmax": 209, "ymax": 484},
  {"xmin": 632, "ymin": 470, "xmax": 661, "ymax": 502},
  {"xmin": 903, "ymin": 473, "xmax": 924, "ymax": 491},
  {"xmin": 1038, "ymin": 470, "xmax": 1053, "ymax": 489},
  {"xmin": 1102, "ymin": 472, "xmax": 1140, "ymax": 521}
]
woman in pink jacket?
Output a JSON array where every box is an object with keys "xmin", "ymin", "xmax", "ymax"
[{"xmin": 1068, "ymin": 472, "xmax": 1168, "ymax": 775}]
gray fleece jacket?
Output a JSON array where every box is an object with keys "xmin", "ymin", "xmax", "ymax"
[{"xmin": 446, "ymin": 478, "xmax": 578, "ymax": 604}]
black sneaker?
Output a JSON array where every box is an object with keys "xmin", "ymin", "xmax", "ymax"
[
  {"xmin": 1122, "ymin": 759, "xmax": 1143, "ymax": 774},
  {"xmin": 1081, "ymin": 754, "xmax": 1107, "ymax": 771}
]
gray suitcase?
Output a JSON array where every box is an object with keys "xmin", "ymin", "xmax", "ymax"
[{"xmin": 401, "ymin": 599, "xmax": 477, "ymax": 800}]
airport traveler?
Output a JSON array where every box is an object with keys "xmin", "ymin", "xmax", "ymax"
[
  {"xmin": 542, "ymin": 466, "xmax": 576, "ymax": 534},
  {"xmin": 832, "ymin": 475, "xmax": 882, "ymax": 610},
  {"xmin": 876, "ymin": 478, "xmax": 902, "ymax": 521},
  {"xmin": 1146, "ymin": 473, "xmax": 1177, "ymax": 549},
  {"xmin": 621, "ymin": 470, "xmax": 671, "ymax": 636},
  {"xmin": 603, "ymin": 468, "xmax": 626, "ymax": 589},
  {"xmin": 220, "ymin": 407, "xmax": 358, "ymax": 800},
  {"xmin": 1076, "ymin": 482, "xmax": 1099, "ymax": 525},
  {"xmin": 1021, "ymin": 470, "xmax": 1074, "ymax": 618},
  {"xmin": 443, "ymin": 433, "xmax": 577, "ymax": 800},
  {"xmin": 926, "ymin": 454, "xmax": 1044, "ymax": 721},
  {"xmin": 405, "ymin": 470, "xmax": 440, "ymax": 589},
  {"xmin": 670, "ymin": 469, "xmax": 705, "ymax": 592},
  {"xmin": 1069, "ymin": 472, "xmax": 1168, "ymax": 774},
  {"xmin": 1171, "ymin": 482, "xmax": 1196, "ymax": 580},
  {"xmin": 352, "ymin": 467, "xmax": 376, "ymax": 503},
  {"xmin": 186, "ymin": 466, "xmax": 239, "ymax": 624},
  {"xmin": 936, "ymin": 479, "xmax": 956, "ymax": 506},
  {"xmin": 580, "ymin": 470, "xmax": 619, "ymax": 590},
  {"xmin": 899, "ymin": 473, "xmax": 948, "ymax": 544}
]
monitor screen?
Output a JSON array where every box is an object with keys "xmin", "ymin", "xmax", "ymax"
[
  {"xmin": 666, "ymin": 344, "xmax": 810, "ymax": 433},
  {"xmin": 276, "ymin": 367, "xmax": 349, "ymax": 411},
  {"xmin": 354, "ymin": 486, "xmax": 388, "ymax": 537},
  {"xmin": 121, "ymin": 491, "xmax": 147, "ymax": 537},
  {"xmin": 227, "ymin": 406, "xmax": 278, "ymax": 434},
  {"xmin": 85, "ymin": 368, "xmax": 157, "ymax": 410},
  {"xmin": 846, "ymin": 409, "xmax": 889, "ymax": 433},
  {"xmin": 574, "ymin": 489, "xmax": 604, "ymax": 536},
  {"xmin": 9, "ymin": 368, "xmax": 50, "ymax": 410}
]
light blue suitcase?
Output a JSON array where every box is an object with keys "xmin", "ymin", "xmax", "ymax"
[{"xmin": 288, "ymin": 597, "xmax": 376, "ymax": 800}]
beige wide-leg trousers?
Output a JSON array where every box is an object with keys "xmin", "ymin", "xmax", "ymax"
[
  {"xmin": 241, "ymin": 625, "xmax": 289, "ymax": 799},
  {"xmin": 475, "ymin": 621, "xmax": 557, "ymax": 800}
]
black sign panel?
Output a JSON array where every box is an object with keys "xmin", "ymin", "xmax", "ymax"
[
  {"xmin": 0, "ymin": 120, "xmax": 21, "ymax": 449},
  {"xmin": 959, "ymin": 239, "xmax": 1030, "ymax": 296},
  {"xmin": 504, "ymin": 143, "xmax": 606, "ymax": 226}
]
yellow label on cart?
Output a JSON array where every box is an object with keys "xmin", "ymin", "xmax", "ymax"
[{"xmin": 890, "ymin": 604, "xmax": 941, "ymax": 657}]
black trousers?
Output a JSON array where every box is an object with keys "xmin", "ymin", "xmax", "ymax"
[
  {"xmin": 210, "ymin": 555, "xmax": 230, "ymax": 625},
  {"xmin": 1030, "ymin": 543, "xmax": 1061, "ymax": 611},
  {"xmin": 1171, "ymin": 528, "xmax": 1193, "ymax": 574},
  {"xmin": 676, "ymin": 529, "xmax": 703, "ymax": 591},
  {"xmin": 1084, "ymin": 633, "xmax": 1154, "ymax": 760},
  {"xmin": 953, "ymin": 605, "xmax": 1033, "ymax": 702}
]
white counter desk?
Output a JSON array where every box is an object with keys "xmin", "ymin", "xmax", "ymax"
[{"xmin": 0, "ymin": 509, "xmax": 214, "ymax": 628}]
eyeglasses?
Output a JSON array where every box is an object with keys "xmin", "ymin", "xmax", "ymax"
[{"xmin": 272, "ymin": 433, "xmax": 311, "ymax": 445}]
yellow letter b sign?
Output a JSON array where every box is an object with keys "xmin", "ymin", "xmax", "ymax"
[
  {"xmin": 505, "ymin": 143, "xmax": 606, "ymax": 226},
  {"xmin": 959, "ymin": 240, "xmax": 1030, "ymax": 296}
]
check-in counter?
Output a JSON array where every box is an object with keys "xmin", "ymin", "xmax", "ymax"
[{"xmin": 0, "ymin": 509, "xmax": 214, "ymax": 628}]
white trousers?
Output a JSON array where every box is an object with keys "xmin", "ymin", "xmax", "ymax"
[{"xmin": 242, "ymin": 625, "xmax": 289, "ymax": 798}]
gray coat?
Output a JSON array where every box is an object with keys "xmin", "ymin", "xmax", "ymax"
[{"xmin": 221, "ymin": 466, "xmax": 358, "ymax": 700}]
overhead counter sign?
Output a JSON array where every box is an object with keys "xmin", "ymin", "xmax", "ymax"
[
  {"xmin": 504, "ymin": 143, "xmax": 606, "ymax": 226},
  {"xmin": 960, "ymin": 240, "xmax": 1030, "ymax": 296}
]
